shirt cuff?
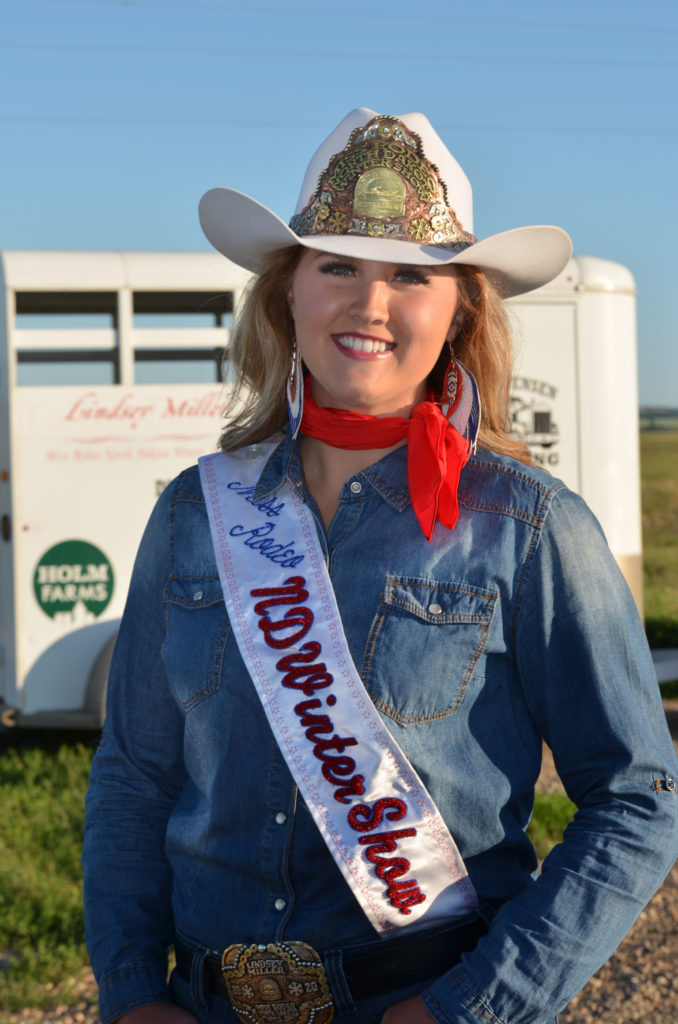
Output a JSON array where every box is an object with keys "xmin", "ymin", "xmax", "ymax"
[
  {"xmin": 423, "ymin": 965, "xmax": 504, "ymax": 1024},
  {"xmin": 97, "ymin": 961, "xmax": 172, "ymax": 1024}
]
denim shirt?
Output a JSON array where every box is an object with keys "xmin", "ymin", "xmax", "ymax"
[{"xmin": 83, "ymin": 434, "xmax": 678, "ymax": 1024}]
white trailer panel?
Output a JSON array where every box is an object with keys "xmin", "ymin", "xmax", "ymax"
[
  {"xmin": 0, "ymin": 250, "xmax": 250, "ymax": 727},
  {"xmin": 509, "ymin": 256, "xmax": 642, "ymax": 608}
]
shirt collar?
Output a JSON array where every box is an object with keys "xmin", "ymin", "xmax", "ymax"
[{"xmin": 253, "ymin": 431, "xmax": 411, "ymax": 512}]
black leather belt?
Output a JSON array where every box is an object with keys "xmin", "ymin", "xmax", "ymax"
[{"xmin": 174, "ymin": 914, "xmax": 487, "ymax": 1003}]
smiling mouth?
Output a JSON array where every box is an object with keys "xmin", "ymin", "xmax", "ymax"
[{"xmin": 333, "ymin": 333, "xmax": 395, "ymax": 354}]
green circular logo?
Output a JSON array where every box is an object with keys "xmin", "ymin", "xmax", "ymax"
[{"xmin": 34, "ymin": 540, "xmax": 114, "ymax": 620}]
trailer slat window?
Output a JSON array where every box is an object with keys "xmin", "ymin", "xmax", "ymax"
[{"xmin": 12, "ymin": 288, "xmax": 236, "ymax": 386}]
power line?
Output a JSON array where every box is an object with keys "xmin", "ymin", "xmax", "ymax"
[
  {"xmin": 1, "ymin": 113, "xmax": 676, "ymax": 136},
  {"xmin": 2, "ymin": 40, "xmax": 677, "ymax": 70},
  {"xmin": 12, "ymin": 0, "xmax": 678, "ymax": 35}
]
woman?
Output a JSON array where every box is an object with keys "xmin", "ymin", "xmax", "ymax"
[{"xmin": 83, "ymin": 109, "xmax": 678, "ymax": 1024}]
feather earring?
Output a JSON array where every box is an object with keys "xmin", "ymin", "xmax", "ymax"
[{"xmin": 286, "ymin": 337, "xmax": 303, "ymax": 439}]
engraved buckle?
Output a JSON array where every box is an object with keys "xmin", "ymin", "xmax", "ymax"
[{"xmin": 221, "ymin": 941, "xmax": 335, "ymax": 1024}]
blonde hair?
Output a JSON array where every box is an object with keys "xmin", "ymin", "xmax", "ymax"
[
  {"xmin": 220, "ymin": 247, "xmax": 301, "ymax": 451},
  {"xmin": 448, "ymin": 266, "xmax": 532, "ymax": 464},
  {"xmin": 219, "ymin": 246, "xmax": 532, "ymax": 464}
]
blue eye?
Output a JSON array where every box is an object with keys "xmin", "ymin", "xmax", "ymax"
[
  {"xmin": 319, "ymin": 260, "xmax": 356, "ymax": 276},
  {"xmin": 394, "ymin": 267, "xmax": 429, "ymax": 284}
]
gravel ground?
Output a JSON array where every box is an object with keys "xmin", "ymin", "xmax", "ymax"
[
  {"xmin": 539, "ymin": 738, "xmax": 678, "ymax": 1023},
  {"xmin": 5, "ymin": 732, "xmax": 677, "ymax": 1024}
]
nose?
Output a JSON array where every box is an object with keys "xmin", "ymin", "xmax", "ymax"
[{"xmin": 349, "ymin": 277, "xmax": 389, "ymax": 324}]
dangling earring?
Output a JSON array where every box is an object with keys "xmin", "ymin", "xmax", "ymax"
[
  {"xmin": 442, "ymin": 338, "xmax": 459, "ymax": 407},
  {"xmin": 286, "ymin": 337, "xmax": 304, "ymax": 439},
  {"xmin": 440, "ymin": 321, "xmax": 481, "ymax": 451},
  {"xmin": 442, "ymin": 309, "xmax": 464, "ymax": 407}
]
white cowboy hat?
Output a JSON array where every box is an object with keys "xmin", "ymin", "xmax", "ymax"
[{"xmin": 199, "ymin": 108, "xmax": 572, "ymax": 298}]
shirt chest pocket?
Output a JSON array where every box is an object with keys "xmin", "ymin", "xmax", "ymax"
[
  {"xmin": 163, "ymin": 576, "xmax": 230, "ymax": 710},
  {"xmin": 361, "ymin": 575, "xmax": 497, "ymax": 724}
]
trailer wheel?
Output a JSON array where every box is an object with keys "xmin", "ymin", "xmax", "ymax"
[{"xmin": 85, "ymin": 633, "xmax": 117, "ymax": 728}]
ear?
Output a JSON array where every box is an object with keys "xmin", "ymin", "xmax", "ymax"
[
  {"xmin": 287, "ymin": 287, "xmax": 295, "ymax": 315},
  {"xmin": 446, "ymin": 310, "xmax": 464, "ymax": 343}
]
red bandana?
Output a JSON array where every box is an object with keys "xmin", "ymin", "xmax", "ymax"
[{"xmin": 300, "ymin": 379, "xmax": 471, "ymax": 541}]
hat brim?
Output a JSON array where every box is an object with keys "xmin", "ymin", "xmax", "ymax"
[{"xmin": 199, "ymin": 188, "xmax": 572, "ymax": 298}]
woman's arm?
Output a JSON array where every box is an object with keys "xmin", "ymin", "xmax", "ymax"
[
  {"xmin": 381, "ymin": 994, "xmax": 437, "ymax": 1024},
  {"xmin": 421, "ymin": 487, "xmax": 678, "ymax": 1024},
  {"xmin": 83, "ymin": 480, "xmax": 190, "ymax": 1024},
  {"xmin": 116, "ymin": 1004, "xmax": 199, "ymax": 1024}
]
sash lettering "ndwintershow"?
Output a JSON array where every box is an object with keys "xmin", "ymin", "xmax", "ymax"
[{"xmin": 199, "ymin": 446, "xmax": 477, "ymax": 935}]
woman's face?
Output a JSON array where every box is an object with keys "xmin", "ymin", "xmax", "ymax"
[{"xmin": 288, "ymin": 250, "xmax": 460, "ymax": 417}]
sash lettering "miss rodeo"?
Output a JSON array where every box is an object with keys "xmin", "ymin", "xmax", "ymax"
[{"xmin": 199, "ymin": 447, "xmax": 477, "ymax": 935}]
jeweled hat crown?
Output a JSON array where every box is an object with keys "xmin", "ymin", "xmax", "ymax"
[{"xmin": 289, "ymin": 115, "xmax": 476, "ymax": 254}]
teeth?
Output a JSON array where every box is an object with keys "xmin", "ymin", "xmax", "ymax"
[{"xmin": 336, "ymin": 335, "xmax": 391, "ymax": 353}]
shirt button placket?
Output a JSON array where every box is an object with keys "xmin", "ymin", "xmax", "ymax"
[{"xmin": 268, "ymin": 792, "xmax": 295, "ymax": 933}]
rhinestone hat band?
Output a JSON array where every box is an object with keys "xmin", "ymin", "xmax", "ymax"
[{"xmin": 289, "ymin": 115, "xmax": 477, "ymax": 253}]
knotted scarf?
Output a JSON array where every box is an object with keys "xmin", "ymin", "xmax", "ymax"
[{"xmin": 300, "ymin": 364, "xmax": 481, "ymax": 541}]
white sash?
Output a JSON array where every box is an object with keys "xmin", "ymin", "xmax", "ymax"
[{"xmin": 199, "ymin": 446, "xmax": 478, "ymax": 936}]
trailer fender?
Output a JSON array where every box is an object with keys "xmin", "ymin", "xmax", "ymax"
[{"xmin": 84, "ymin": 633, "xmax": 118, "ymax": 727}]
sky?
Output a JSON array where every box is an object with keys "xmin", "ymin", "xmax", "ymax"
[{"xmin": 1, "ymin": 0, "xmax": 677, "ymax": 406}]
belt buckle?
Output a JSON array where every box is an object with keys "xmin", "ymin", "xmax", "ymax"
[{"xmin": 221, "ymin": 941, "xmax": 335, "ymax": 1024}]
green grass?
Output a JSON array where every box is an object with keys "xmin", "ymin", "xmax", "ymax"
[
  {"xmin": 641, "ymin": 430, "xmax": 678, "ymax": 651},
  {"xmin": 0, "ymin": 733, "xmax": 95, "ymax": 1012},
  {"xmin": 527, "ymin": 792, "xmax": 577, "ymax": 861}
]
